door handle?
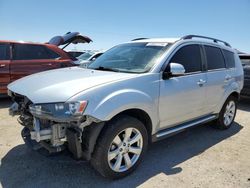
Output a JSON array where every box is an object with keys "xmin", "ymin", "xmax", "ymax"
[
  {"xmin": 224, "ymin": 75, "xmax": 232, "ymax": 82},
  {"xmin": 0, "ymin": 64, "xmax": 6, "ymax": 68},
  {"xmin": 197, "ymin": 79, "xmax": 206, "ymax": 86}
]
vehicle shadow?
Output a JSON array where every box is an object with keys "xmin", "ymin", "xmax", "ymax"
[
  {"xmin": 238, "ymin": 98, "xmax": 250, "ymax": 112},
  {"xmin": 0, "ymin": 97, "xmax": 11, "ymax": 109},
  {"xmin": 0, "ymin": 122, "xmax": 243, "ymax": 188}
]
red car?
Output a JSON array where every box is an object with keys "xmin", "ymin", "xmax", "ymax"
[{"xmin": 0, "ymin": 32, "xmax": 92, "ymax": 94}]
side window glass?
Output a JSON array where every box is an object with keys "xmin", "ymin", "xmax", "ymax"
[
  {"xmin": 91, "ymin": 53, "xmax": 103, "ymax": 61},
  {"xmin": 170, "ymin": 44, "xmax": 202, "ymax": 73},
  {"xmin": 0, "ymin": 44, "xmax": 10, "ymax": 60},
  {"xmin": 205, "ymin": 46, "xmax": 225, "ymax": 70},
  {"xmin": 45, "ymin": 48, "xmax": 60, "ymax": 59},
  {"xmin": 13, "ymin": 44, "xmax": 51, "ymax": 60},
  {"xmin": 223, "ymin": 50, "xmax": 235, "ymax": 68}
]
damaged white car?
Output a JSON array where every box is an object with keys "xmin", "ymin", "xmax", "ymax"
[{"xmin": 8, "ymin": 35, "xmax": 243, "ymax": 179}]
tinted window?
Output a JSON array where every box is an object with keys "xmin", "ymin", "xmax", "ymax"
[
  {"xmin": 170, "ymin": 45, "xmax": 202, "ymax": 73},
  {"xmin": 0, "ymin": 44, "xmax": 10, "ymax": 60},
  {"xmin": 205, "ymin": 46, "xmax": 225, "ymax": 70},
  {"xmin": 46, "ymin": 48, "xmax": 60, "ymax": 59},
  {"xmin": 13, "ymin": 44, "xmax": 51, "ymax": 60},
  {"xmin": 223, "ymin": 50, "xmax": 235, "ymax": 68}
]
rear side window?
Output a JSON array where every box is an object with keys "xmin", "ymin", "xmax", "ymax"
[
  {"xmin": 205, "ymin": 46, "xmax": 225, "ymax": 70},
  {"xmin": 13, "ymin": 44, "xmax": 52, "ymax": 60},
  {"xmin": 0, "ymin": 43, "xmax": 10, "ymax": 60},
  {"xmin": 170, "ymin": 44, "xmax": 202, "ymax": 73},
  {"xmin": 45, "ymin": 48, "xmax": 60, "ymax": 59},
  {"xmin": 223, "ymin": 50, "xmax": 235, "ymax": 68}
]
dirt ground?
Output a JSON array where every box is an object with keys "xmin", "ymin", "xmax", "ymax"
[{"xmin": 0, "ymin": 97, "xmax": 250, "ymax": 188}]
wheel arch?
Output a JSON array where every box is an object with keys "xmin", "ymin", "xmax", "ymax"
[
  {"xmin": 229, "ymin": 91, "xmax": 240, "ymax": 101},
  {"xmin": 109, "ymin": 108, "xmax": 153, "ymax": 142},
  {"xmin": 83, "ymin": 108, "xmax": 153, "ymax": 161},
  {"xmin": 215, "ymin": 90, "xmax": 240, "ymax": 114}
]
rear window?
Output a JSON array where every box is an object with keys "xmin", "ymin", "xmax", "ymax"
[
  {"xmin": 13, "ymin": 44, "xmax": 54, "ymax": 60},
  {"xmin": 223, "ymin": 50, "xmax": 235, "ymax": 68},
  {"xmin": 205, "ymin": 46, "xmax": 225, "ymax": 70},
  {"xmin": 0, "ymin": 43, "xmax": 10, "ymax": 60}
]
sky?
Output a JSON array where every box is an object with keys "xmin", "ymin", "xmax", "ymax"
[{"xmin": 0, "ymin": 0, "xmax": 250, "ymax": 52}]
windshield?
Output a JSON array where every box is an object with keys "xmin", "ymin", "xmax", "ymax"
[
  {"xmin": 88, "ymin": 42, "xmax": 170, "ymax": 73},
  {"xmin": 78, "ymin": 51, "xmax": 94, "ymax": 60}
]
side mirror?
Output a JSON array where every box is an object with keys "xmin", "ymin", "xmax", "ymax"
[{"xmin": 163, "ymin": 63, "xmax": 185, "ymax": 79}]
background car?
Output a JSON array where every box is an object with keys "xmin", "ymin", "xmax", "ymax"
[
  {"xmin": 77, "ymin": 51, "xmax": 105, "ymax": 67},
  {"xmin": 67, "ymin": 50, "xmax": 85, "ymax": 58},
  {"xmin": 0, "ymin": 32, "xmax": 92, "ymax": 95},
  {"xmin": 239, "ymin": 53, "xmax": 250, "ymax": 97}
]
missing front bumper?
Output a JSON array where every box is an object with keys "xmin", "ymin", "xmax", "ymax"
[{"xmin": 21, "ymin": 127, "xmax": 65, "ymax": 154}]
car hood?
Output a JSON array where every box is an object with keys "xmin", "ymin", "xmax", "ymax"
[{"xmin": 8, "ymin": 67, "xmax": 137, "ymax": 103}]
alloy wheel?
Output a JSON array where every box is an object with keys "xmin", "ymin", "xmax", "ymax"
[
  {"xmin": 223, "ymin": 100, "xmax": 236, "ymax": 126},
  {"xmin": 107, "ymin": 127, "xmax": 143, "ymax": 172}
]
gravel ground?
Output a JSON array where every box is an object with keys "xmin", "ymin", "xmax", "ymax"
[{"xmin": 0, "ymin": 97, "xmax": 250, "ymax": 188}]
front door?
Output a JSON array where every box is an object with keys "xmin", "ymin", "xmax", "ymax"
[{"xmin": 159, "ymin": 44, "xmax": 207, "ymax": 129}]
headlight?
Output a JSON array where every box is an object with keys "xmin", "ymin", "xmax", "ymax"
[{"xmin": 29, "ymin": 101, "xmax": 88, "ymax": 118}]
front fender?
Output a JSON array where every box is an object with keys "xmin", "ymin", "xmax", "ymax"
[{"xmin": 90, "ymin": 89, "xmax": 158, "ymax": 128}]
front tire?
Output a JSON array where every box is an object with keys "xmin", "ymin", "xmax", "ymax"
[
  {"xmin": 214, "ymin": 96, "xmax": 237, "ymax": 130},
  {"xmin": 91, "ymin": 115, "xmax": 148, "ymax": 179}
]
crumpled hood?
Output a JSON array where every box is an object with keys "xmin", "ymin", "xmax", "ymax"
[{"xmin": 8, "ymin": 67, "xmax": 137, "ymax": 103}]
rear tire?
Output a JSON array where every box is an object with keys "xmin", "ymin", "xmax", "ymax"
[
  {"xmin": 213, "ymin": 96, "xmax": 237, "ymax": 130},
  {"xmin": 90, "ymin": 115, "xmax": 148, "ymax": 179}
]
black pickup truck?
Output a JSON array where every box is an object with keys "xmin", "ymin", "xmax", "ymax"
[{"xmin": 239, "ymin": 54, "xmax": 250, "ymax": 98}]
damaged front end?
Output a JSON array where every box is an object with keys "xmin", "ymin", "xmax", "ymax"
[{"xmin": 9, "ymin": 91, "xmax": 103, "ymax": 160}]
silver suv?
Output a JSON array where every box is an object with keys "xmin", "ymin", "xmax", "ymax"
[{"xmin": 8, "ymin": 35, "xmax": 244, "ymax": 179}]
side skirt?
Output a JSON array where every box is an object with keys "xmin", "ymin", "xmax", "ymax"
[{"xmin": 152, "ymin": 114, "xmax": 218, "ymax": 142}]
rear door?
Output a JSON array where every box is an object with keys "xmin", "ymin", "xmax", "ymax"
[
  {"xmin": 10, "ymin": 43, "xmax": 61, "ymax": 82},
  {"xmin": 0, "ymin": 43, "xmax": 10, "ymax": 94},
  {"xmin": 203, "ymin": 45, "xmax": 228, "ymax": 113}
]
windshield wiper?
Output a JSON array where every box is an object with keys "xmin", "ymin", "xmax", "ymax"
[{"xmin": 94, "ymin": 66, "xmax": 120, "ymax": 72}]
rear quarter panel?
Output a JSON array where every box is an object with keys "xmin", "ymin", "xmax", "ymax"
[{"xmin": 214, "ymin": 54, "xmax": 244, "ymax": 113}]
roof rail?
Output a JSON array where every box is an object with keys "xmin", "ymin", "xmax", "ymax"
[
  {"xmin": 181, "ymin": 35, "xmax": 231, "ymax": 47},
  {"xmin": 131, "ymin": 38, "xmax": 148, "ymax": 41}
]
